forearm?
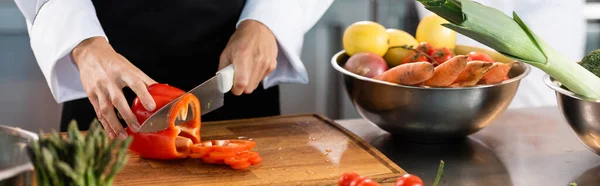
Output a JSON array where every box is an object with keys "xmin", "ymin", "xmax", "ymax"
[{"xmin": 13, "ymin": 0, "xmax": 107, "ymax": 103}]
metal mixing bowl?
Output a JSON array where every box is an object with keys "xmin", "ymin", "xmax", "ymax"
[
  {"xmin": 0, "ymin": 125, "xmax": 38, "ymax": 186},
  {"xmin": 331, "ymin": 47, "xmax": 531, "ymax": 143},
  {"xmin": 544, "ymin": 75, "xmax": 600, "ymax": 155}
]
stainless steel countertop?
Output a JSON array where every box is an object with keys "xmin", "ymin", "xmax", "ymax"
[{"xmin": 334, "ymin": 106, "xmax": 600, "ymax": 186}]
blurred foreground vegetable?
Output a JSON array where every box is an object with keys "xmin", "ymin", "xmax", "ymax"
[
  {"xmin": 579, "ymin": 49, "xmax": 600, "ymax": 78},
  {"xmin": 26, "ymin": 119, "xmax": 132, "ymax": 186},
  {"xmin": 416, "ymin": 0, "xmax": 600, "ymax": 100}
]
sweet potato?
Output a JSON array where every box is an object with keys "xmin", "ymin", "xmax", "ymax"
[
  {"xmin": 375, "ymin": 62, "xmax": 434, "ymax": 85},
  {"xmin": 424, "ymin": 55, "xmax": 468, "ymax": 87},
  {"xmin": 478, "ymin": 62, "xmax": 512, "ymax": 84},
  {"xmin": 450, "ymin": 61, "xmax": 496, "ymax": 87}
]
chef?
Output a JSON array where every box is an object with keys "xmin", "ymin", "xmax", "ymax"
[
  {"xmin": 415, "ymin": 0, "xmax": 587, "ymax": 109},
  {"xmin": 13, "ymin": 0, "xmax": 334, "ymax": 140}
]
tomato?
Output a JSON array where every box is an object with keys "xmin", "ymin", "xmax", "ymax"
[
  {"xmin": 338, "ymin": 172, "xmax": 381, "ymax": 186},
  {"xmin": 431, "ymin": 47, "xmax": 454, "ymax": 66},
  {"xmin": 416, "ymin": 42, "xmax": 435, "ymax": 56},
  {"xmin": 402, "ymin": 53, "xmax": 429, "ymax": 64},
  {"xmin": 357, "ymin": 179, "xmax": 380, "ymax": 186},
  {"xmin": 395, "ymin": 174, "xmax": 424, "ymax": 186},
  {"xmin": 466, "ymin": 52, "xmax": 494, "ymax": 63},
  {"xmin": 339, "ymin": 172, "xmax": 360, "ymax": 186}
]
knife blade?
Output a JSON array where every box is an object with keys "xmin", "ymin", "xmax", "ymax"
[{"xmin": 133, "ymin": 64, "xmax": 235, "ymax": 133}]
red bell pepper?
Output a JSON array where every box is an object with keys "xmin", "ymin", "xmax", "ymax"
[
  {"xmin": 126, "ymin": 84, "xmax": 201, "ymax": 159},
  {"xmin": 126, "ymin": 83, "xmax": 263, "ymax": 169}
]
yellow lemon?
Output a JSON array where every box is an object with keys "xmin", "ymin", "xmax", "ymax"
[
  {"xmin": 383, "ymin": 28, "xmax": 419, "ymax": 67},
  {"xmin": 342, "ymin": 21, "xmax": 389, "ymax": 57},
  {"xmin": 415, "ymin": 13, "xmax": 456, "ymax": 49}
]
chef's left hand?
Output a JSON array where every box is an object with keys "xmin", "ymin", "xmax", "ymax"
[{"xmin": 218, "ymin": 20, "xmax": 277, "ymax": 96}]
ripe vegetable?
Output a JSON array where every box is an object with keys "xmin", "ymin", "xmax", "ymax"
[
  {"xmin": 375, "ymin": 62, "xmax": 435, "ymax": 85},
  {"xmin": 451, "ymin": 61, "xmax": 496, "ymax": 87},
  {"xmin": 339, "ymin": 172, "xmax": 361, "ymax": 186},
  {"xmin": 126, "ymin": 84, "xmax": 201, "ymax": 160},
  {"xmin": 402, "ymin": 52, "xmax": 430, "ymax": 64},
  {"xmin": 416, "ymin": 14, "xmax": 457, "ymax": 49},
  {"xmin": 416, "ymin": 42, "xmax": 436, "ymax": 56},
  {"xmin": 579, "ymin": 49, "xmax": 600, "ymax": 78},
  {"xmin": 126, "ymin": 83, "xmax": 262, "ymax": 169},
  {"xmin": 343, "ymin": 21, "xmax": 389, "ymax": 56},
  {"xmin": 455, "ymin": 45, "xmax": 516, "ymax": 63},
  {"xmin": 189, "ymin": 140, "xmax": 262, "ymax": 170},
  {"xmin": 466, "ymin": 51, "xmax": 494, "ymax": 63},
  {"xmin": 385, "ymin": 29, "xmax": 420, "ymax": 67},
  {"xmin": 395, "ymin": 174, "xmax": 424, "ymax": 186},
  {"xmin": 338, "ymin": 172, "xmax": 381, "ymax": 186},
  {"xmin": 344, "ymin": 52, "xmax": 389, "ymax": 78},
  {"xmin": 339, "ymin": 160, "xmax": 445, "ymax": 186},
  {"xmin": 431, "ymin": 47, "xmax": 455, "ymax": 65},
  {"xmin": 424, "ymin": 55, "xmax": 468, "ymax": 87},
  {"xmin": 479, "ymin": 62, "xmax": 511, "ymax": 84},
  {"xmin": 417, "ymin": 0, "xmax": 600, "ymax": 100}
]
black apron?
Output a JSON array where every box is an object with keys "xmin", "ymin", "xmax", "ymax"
[{"xmin": 60, "ymin": 0, "xmax": 281, "ymax": 131}]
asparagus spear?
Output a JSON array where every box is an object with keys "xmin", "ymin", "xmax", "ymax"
[{"xmin": 26, "ymin": 119, "xmax": 132, "ymax": 186}]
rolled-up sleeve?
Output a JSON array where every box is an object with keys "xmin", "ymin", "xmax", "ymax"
[
  {"xmin": 13, "ymin": 0, "xmax": 106, "ymax": 103},
  {"xmin": 236, "ymin": 0, "xmax": 334, "ymax": 88}
]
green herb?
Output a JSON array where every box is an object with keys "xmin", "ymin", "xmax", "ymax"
[
  {"xmin": 26, "ymin": 119, "xmax": 132, "ymax": 186},
  {"xmin": 432, "ymin": 160, "xmax": 445, "ymax": 186},
  {"xmin": 416, "ymin": 0, "xmax": 600, "ymax": 100}
]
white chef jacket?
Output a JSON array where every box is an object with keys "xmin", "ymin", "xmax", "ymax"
[
  {"xmin": 12, "ymin": 0, "xmax": 334, "ymax": 103},
  {"xmin": 416, "ymin": 0, "xmax": 587, "ymax": 109}
]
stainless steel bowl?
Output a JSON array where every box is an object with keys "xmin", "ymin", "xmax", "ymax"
[
  {"xmin": 0, "ymin": 125, "xmax": 38, "ymax": 186},
  {"xmin": 332, "ymin": 47, "xmax": 531, "ymax": 143},
  {"xmin": 544, "ymin": 75, "xmax": 600, "ymax": 155}
]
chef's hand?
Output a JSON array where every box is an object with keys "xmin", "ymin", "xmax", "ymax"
[
  {"xmin": 218, "ymin": 20, "xmax": 278, "ymax": 95},
  {"xmin": 71, "ymin": 36, "xmax": 157, "ymax": 140}
]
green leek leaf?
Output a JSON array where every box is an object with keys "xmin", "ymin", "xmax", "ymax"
[{"xmin": 416, "ymin": 0, "xmax": 600, "ymax": 100}]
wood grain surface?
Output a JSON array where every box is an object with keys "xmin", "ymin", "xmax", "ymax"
[{"xmin": 112, "ymin": 114, "xmax": 406, "ymax": 186}]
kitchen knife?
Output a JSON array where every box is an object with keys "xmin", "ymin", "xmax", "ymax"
[{"xmin": 134, "ymin": 64, "xmax": 234, "ymax": 133}]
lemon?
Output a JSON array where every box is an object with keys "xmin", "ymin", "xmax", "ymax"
[
  {"xmin": 342, "ymin": 21, "xmax": 389, "ymax": 57},
  {"xmin": 383, "ymin": 29, "xmax": 419, "ymax": 67},
  {"xmin": 415, "ymin": 14, "xmax": 456, "ymax": 49}
]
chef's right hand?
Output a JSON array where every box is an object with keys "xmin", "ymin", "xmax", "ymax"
[{"xmin": 71, "ymin": 36, "xmax": 157, "ymax": 140}]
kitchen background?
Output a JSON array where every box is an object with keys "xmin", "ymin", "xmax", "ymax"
[{"xmin": 1, "ymin": 0, "xmax": 599, "ymax": 132}]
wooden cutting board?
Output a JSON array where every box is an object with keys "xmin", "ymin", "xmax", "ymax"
[{"xmin": 113, "ymin": 114, "xmax": 406, "ymax": 186}]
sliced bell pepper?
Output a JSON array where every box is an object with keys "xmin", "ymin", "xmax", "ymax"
[
  {"xmin": 189, "ymin": 140, "xmax": 262, "ymax": 169},
  {"xmin": 125, "ymin": 83, "xmax": 263, "ymax": 169},
  {"xmin": 126, "ymin": 83, "xmax": 201, "ymax": 159}
]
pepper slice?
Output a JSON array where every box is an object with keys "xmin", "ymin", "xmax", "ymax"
[
  {"xmin": 126, "ymin": 84, "xmax": 201, "ymax": 159},
  {"xmin": 189, "ymin": 140, "xmax": 262, "ymax": 169}
]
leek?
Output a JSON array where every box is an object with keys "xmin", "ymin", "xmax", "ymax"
[{"xmin": 416, "ymin": 0, "xmax": 600, "ymax": 100}]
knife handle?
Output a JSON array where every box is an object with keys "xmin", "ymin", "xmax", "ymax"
[{"xmin": 217, "ymin": 64, "xmax": 234, "ymax": 93}]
